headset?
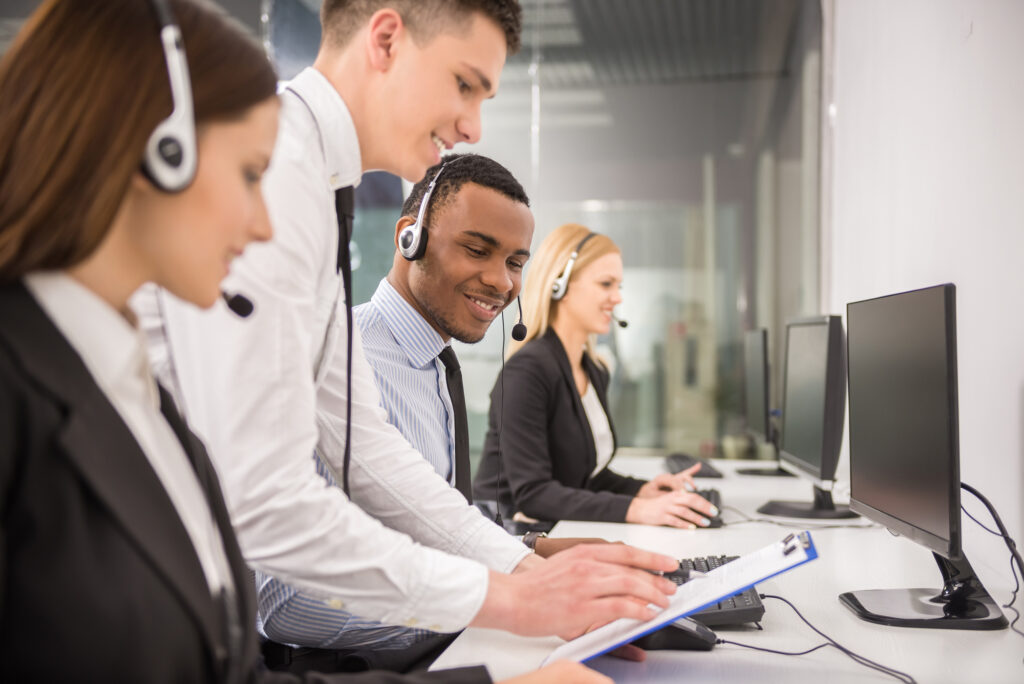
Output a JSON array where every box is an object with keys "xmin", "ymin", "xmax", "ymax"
[
  {"xmin": 143, "ymin": 0, "xmax": 197, "ymax": 193},
  {"xmin": 550, "ymin": 232, "xmax": 598, "ymax": 301},
  {"xmin": 398, "ymin": 159, "xmax": 455, "ymax": 261},
  {"xmin": 146, "ymin": 0, "xmax": 251, "ymax": 316}
]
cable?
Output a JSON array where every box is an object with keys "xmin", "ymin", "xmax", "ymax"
[
  {"xmin": 720, "ymin": 594, "xmax": 917, "ymax": 684},
  {"xmin": 721, "ymin": 505, "xmax": 878, "ymax": 531},
  {"xmin": 493, "ymin": 310, "xmax": 507, "ymax": 528},
  {"xmin": 960, "ymin": 483, "xmax": 1024, "ymax": 640}
]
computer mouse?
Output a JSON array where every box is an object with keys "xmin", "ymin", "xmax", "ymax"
[{"xmin": 630, "ymin": 617, "xmax": 717, "ymax": 651}]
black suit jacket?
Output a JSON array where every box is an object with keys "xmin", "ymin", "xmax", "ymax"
[
  {"xmin": 473, "ymin": 328, "xmax": 645, "ymax": 523},
  {"xmin": 0, "ymin": 282, "xmax": 487, "ymax": 684}
]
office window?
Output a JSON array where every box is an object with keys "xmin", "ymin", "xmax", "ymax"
[{"xmin": 266, "ymin": 0, "xmax": 828, "ymax": 463}]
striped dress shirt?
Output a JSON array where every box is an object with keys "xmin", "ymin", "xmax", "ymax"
[{"xmin": 256, "ymin": 278, "xmax": 458, "ymax": 649}]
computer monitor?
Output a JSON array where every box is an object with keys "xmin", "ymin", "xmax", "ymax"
[
  {"xmin": 839, "ymin": 284, "xmax": 1006, "ymax": 629},
  {"xmin": 757, "ymin": 315, "xmax": 857, "ymax": 518},
  {"xmin": 735, "ymin": 329, "xmax": 793, "ymax": 477}
]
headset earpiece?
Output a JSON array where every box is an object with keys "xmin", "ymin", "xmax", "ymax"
[
  {"xmin": 143, "ymin": 0, "xmax": 197, "ymax": 193},
  {"xmin": 551, "ymin": 233, "xmax": 599, "ymax": 301},
  {"xmin": 400, "ymin": 161, "xmax": 452, "ymax": 261}
]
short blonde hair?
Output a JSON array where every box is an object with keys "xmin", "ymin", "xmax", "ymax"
[{"xmin": 510, "ymin": 223, "xmax": 620, "ymax": 359}]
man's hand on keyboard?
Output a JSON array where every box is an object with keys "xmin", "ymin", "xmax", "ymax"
[
  {"xmin": 625, "ymin": 490, "xmax": 718, "ymax": 528},
  {"xmin": 472, "ymin": 543, "xmax": 678, "ymax": 639}
]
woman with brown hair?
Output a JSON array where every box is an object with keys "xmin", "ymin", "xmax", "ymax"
[
  {"xmin": 0, "ymin": 2, "xmax": 613, "ymax": 683},
  {"xmin": 474, "ymin": 223, "xmax": 718, "ymax": 530}
]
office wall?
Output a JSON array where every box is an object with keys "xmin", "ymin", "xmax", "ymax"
[{"xmin": 829, "ymin": 0, "xmax": 1024, "ymax": 577}]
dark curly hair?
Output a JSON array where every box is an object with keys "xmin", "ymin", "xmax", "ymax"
[
  {"xmin": 321, "ymin": 0, "xmax": 522, "ymax": 54},
  {"xmin": 401, "ymin": 153, "xmax": 529, "ymax": 228}
]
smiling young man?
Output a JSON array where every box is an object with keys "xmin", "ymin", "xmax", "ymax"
[{"xmin": 148, "ymin": 2, "xmax": 677, "ymax": 681}]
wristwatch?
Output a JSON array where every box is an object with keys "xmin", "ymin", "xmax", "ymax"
[{"xmin": 522, "ymin": 531, "xmax": 547, "ymax": 551}]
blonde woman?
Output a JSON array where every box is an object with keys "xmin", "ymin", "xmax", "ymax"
[{"xmin": 473, "ymin": 223, "xmax": 718, "ymax": 528}]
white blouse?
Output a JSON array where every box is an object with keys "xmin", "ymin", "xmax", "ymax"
[{"xmin": 580, "ymin": 382, "xmax": 615, "ymax": 477}]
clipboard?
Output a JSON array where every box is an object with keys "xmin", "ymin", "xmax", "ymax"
[{"xmin": 543, "ymin": 531, "xmax": 818, "ymax": 664}]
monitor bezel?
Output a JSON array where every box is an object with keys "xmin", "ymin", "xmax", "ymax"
[
  {"xmin": 778, "ymin": 315, "xmax": 847, "ymax": 487},
  {"xmin": 846, "ymin": 284, "xmax": 961, "ymax": 561}
]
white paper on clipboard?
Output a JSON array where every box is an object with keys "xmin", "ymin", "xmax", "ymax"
[{"xmin": 543, "ymin": 531, "xmax": 819, "ymax": 664}]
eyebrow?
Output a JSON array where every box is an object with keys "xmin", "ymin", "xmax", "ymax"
[
  {"xmin": 463, "ymin": 63, "xmax": 495, "ymax": 98},
  {"xmin": 462, "ymin": 230, "xmax": 531, "ymax": 258}
]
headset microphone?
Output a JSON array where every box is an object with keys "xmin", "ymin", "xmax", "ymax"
[
  {"xmin": 511, "ymin": 297, "xmax": 527, "ymax": 341},
  {"xmin": 221, "ymin": 291, "xmax": 254, "ymax": 318},
  {"xmin": 612, "ymin": 314, "xmax": 628, "ymax": 329}
]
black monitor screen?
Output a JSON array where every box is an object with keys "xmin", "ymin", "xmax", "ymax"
[
  {"xmin": 846, "ymin": 285, "xmax": 959, "ymax": 557},
  {"xmin": 780, "ymin": 321, "xmax": 830, "ymax": 476},
  {"xmin": 744, "ymin": 329, "xmax": 770, "ymax": 441}
]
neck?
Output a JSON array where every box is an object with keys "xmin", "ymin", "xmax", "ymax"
[
  {"xmin": 550, "ymin": 317, "xmax": 587, "ymax": 369},
  {"xmin": 66, "ymin": 209, "xmax": 146, "ymax": 323},
  {"xmin": 385, "ymin": 269, "xmax": 451, "ymax": 343},
  {"xmin": 313, "ymin": 48, "xmax": 375, "ymax": 173}
]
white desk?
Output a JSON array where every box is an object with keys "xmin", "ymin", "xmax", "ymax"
[{"xmin": 433, "ymin": 457, "xmax": 1024, "ymax": 683}]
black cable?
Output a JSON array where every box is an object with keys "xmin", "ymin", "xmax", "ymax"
[
  {"xmin": 719, "ymin": 594, "xmax": 917, "ymax": 683},
  {"xmin": 493, "ymin": 311, "xmax": 506, "ymax": 528},
  {"xmin": 960, "ymin": 483, "xmax": 1024, "ymax": 640}
]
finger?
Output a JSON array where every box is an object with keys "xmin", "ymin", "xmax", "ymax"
[
  {"xmin": 668, "ymin": 503, "xmax": 711, "ymax": 527},
  {"xmin": 564, "ymin": 541, "xmax": 678, "ymax": 572},
  {"xmin": 608, "ymin": 644, "xmax": 647, "ymax": 662},
  {"xmin": 577, "ymin": 571, "xmax": 675, "ymax": 608},
  {"xmin": 574, "ymin": 596, "xmax": 661, "ymax": 628}
]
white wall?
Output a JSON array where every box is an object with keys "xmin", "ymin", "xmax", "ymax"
[{"xmin": 829, "ymin": 0, "xmax": 1024, "ymax": 578}]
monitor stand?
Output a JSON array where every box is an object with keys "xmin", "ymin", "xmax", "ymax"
[
  {"xmin": 839, "ymin": 552, "xmax": 1008, "ymax": 630},
  {"xmin": 736, "ymin": 466, "xmax": 795, "ymax": 477},
  {"xmin": 757, "ymin": 485, "xmax": 858, "ymax": 519}
]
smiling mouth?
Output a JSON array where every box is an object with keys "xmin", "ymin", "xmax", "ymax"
[
  {"xmin": 432, "ymin": 134, "xmax": 447, "ymax": 156},
  {"xmin": 465, "ymin": 294, "xmax": 504, "ymax": 318}
]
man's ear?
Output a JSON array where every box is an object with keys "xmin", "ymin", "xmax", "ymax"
[
  {"xmin": 395, "ymin": 215, "xmax": 416, "ymax": 248},
  {"xmin": 365, "ymin": 8, "xmax": 404, "ymax": 72}
]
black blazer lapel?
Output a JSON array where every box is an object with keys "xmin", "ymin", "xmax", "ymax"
[
  {"xmin": 0, "ymin": 284, "xmax": 221, "ymax": 655},
  {"xmin": 543, "ymin": 329, "xmax": 599, "ymax": 474}
]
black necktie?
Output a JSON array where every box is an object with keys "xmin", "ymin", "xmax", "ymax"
[
  {"xmin": 437, "ymin": 345, "xmax": 472, "ymax": 502},
  {"xmin": 335, "ymin": 187, "xmax": 355, "ymax": 497}
]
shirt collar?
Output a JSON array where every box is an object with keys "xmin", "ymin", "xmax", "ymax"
[
  {"xmin": 370, "ymin": 279, "xmax": 448, "ymax": 369},
  {"xmin": 24, "ymin": 271, "xmax": 158, "ymax": 407},
  {"xmin": 285, "ymin": 67, "xmax": 362, "ymax": 190}
]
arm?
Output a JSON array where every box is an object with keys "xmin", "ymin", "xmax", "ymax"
[
  {"xmin": 494, "ymin": 357, "xmax": 634, "ymax": 523},
  {"xmin": 154, "ymin": 99, "xmax": 499, "ymax": 631}
]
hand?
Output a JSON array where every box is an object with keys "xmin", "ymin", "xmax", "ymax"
[
  {"xmin": 626, "ymin": 490, "xmax": 718, "ymax": 528},
  {"xmin": 497, "ymin": 661, "xmax": 612, "ymax": 684},
  {"xmin": 534, "ymin": 536, "xmax": 616, "ymax": 559},
  {"xmin": 472, "ymin": 543, "xmax": 678, "ymax": 639},
  {"xmin": 636, "ymin": 464, "xmax": 701, "ymax": 498}
]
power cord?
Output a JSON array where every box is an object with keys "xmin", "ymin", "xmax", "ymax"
[
  {"xmin": 960, "ymin": 482, "xmax": 1024, "ymax": 640},
  {"xmin": 721, "ymin": 505, "xmax": 879, "ymax": 531},
  {"xmin": 719, "ymin": 594, "xmax": 917, "ymax": 684}
]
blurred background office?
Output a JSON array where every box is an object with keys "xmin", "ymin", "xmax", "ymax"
[{"xmin": 3, "ymin": 0, "xmax": 1020, "ymax": 571}]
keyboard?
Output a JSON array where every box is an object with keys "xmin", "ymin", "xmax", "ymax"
[
  {"xmin": 665, "ymin": 452, "xmax": 724, "ymax": 478},
  {"xmin": 667, "ymin": 555, "xmax": 765, "ymax": 626},
  {"xmin": 698, "ymin": 488, "xmax": 724, "ymax": 528}
]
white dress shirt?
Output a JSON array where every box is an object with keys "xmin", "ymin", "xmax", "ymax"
[
  {"xmin": 27, "ymin": 272, "xmax": 234, "ymax": 596},
  {"xmin": 142, "ymin": 67, "xmax": 529, "ymax": 633}
]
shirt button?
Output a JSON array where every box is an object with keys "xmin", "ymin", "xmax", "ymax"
[
  {"xmin": 326, "ymin": 598, "xmax": 345, "ymax": 609},
  {"xmin": 330, "ymin": 173, "xmax": 340, "ymax": 186}
]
